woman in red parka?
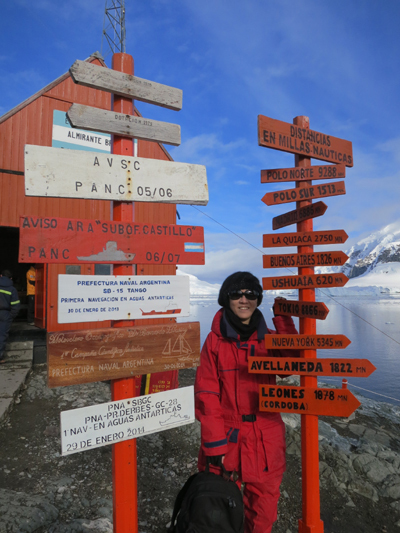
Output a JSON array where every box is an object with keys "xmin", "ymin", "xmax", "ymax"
[{"xmin": 195, "ymin": 271, "xmax": 299, "ymax": 533}]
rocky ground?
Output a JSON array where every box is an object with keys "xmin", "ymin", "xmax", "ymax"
[{"xmin": 0, "ymin": 367, "xmax": 400, "ymax": 533}]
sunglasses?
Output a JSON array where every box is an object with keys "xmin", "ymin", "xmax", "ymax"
[{"xmin": 228, "ymin": 289, "xmax": 259, "ymax": 301}]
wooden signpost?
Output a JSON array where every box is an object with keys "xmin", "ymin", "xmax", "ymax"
[
  {"xmin": 47, "ymin": 322, "xmax": 200, "ymax": 388},
  {"xmin": 24, "ymin": 145, "xmax": 209, "ymax": 205},
  {"xmin": 259, "ymin": 384, "xmax": 361, "ymax": 417},
  {"xmin": 272, "ymin": 201, "xmax": 327, "ymax": 230},
  {"xmin": 67, "ymin": 104, "xmax": 181, "ymax": 146},
  {"xmin": 263, "ymin": 251, "xmax": 348, "ymax": 269},
  {"xmin": 263, "ymin": 229, "xmax": 348, "ymax": 248},
  {"xmin": 262, "ymin": 181, "xmax": 346, "ymax": 206},
  {"xmin": 264, "ymin": 334, "xmax": 351, "ymax": 350},
  {"xmin": 261, "ymin": 164, "xmax": 345, "ymax": 183},
  {"xmin": 18, "ymin": 216, "xmax": 205, "ymax": 265},
  {"xmin": 272, "ymin": 299, "xmax": 329, "ymax": 320},
  {"xmin": 258, "ymin": 115, "xmax": 353, "ymax": 166},
  {"xmin": 262, "ymin": 273, "xmax": 349, "ymax": 290},
  {"xmin": 249, "ymin": 357, "xmax": 376, "ymax": 377}
]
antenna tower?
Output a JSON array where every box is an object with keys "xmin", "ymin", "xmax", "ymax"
[{"xmin": 101, "ymin": 0, "xmax": 126, "ymax": 59}]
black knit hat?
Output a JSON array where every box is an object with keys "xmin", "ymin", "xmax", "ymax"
[{"xmin": 218, "ymin": 271, "xmax": 263, "ymax": 308}]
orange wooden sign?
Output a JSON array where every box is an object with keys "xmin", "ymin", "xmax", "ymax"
[
  {"xmin": 272, "ymin": 201, "xmax": 327, "ymax": 230},
  {"xmin": 262, "ymin": 181, "xmax": 346, "ymax": 206},
  {"xmin": 263, "ymin": 251, "xmax": 348, "ymax": 269},
  {"xmin": 250, "ymin": 357, "xmax": 375, "ymax": 377},
  {"xmin": 258, "ymin": 115, "xmax": 353, "ymax": 167},
  {"xmin": 47, "ymin": 322, "xmax": 200, "ymax": 388},
  {"xmin": 263, "ymin": 230, "xmax": 348, "ymax": 248},
  {"xmin": 261, "ymin": 164, "xmax": 345, "ymax": 183},
  {"xmin": 264, "ymin": 334, "xmax": 351, "ymax": 350},
  {"xmin": 19, "ymin": 216, "xmax": 205, "ymax": 265},
  {"xmin": 259, "ymin": 385, "xmax": 361, "ymax": 417},
  {"xmin": 263, "ymin": 273, "xmax": 348, "ymax": 290},
  {"xmin": 272, "ymin": 299, "xmax": 329, "ymax": 320}
]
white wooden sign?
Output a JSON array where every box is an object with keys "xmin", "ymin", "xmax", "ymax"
[
  {"xmin": 58, "ymin": 274, "xmax": 190, "ymax": 323},
  {"xmin": 67, "ymin": 104, "xmax": 181, "ymax": 146},
  {"xmin": 60, "ymin": 386, "xmax": 194, "ymax": 455},
  {"xmin": 24, "ymin": 145, "xmax": 209, "ymax": 205},
  {"xmin": 70, "ymin": 60, "xmax": 183, "ymax": 111}
]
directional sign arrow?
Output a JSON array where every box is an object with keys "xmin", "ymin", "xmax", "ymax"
[
  {"xmin": 262, "ymin": 181, "xmax": 346, "ymax": 206},
  {"xmin": 263, "ymin": 273, "xmax": 349, "ymax": 290},
  {"xmin": 263, "ymin": 230, "xmax": 348, "ymax": 248},
  {"xmin": 272, "ymin": 299, "xmax": 329, "ymax": 320},
  {"xmin": 249, "ymin": 357, "xmax": 376, "ymax": 377},
  {"xmin": 263, "ymin": 251, "xmax": 348, "ymax": 269},
  {"xmin": 265, "ymin": 334, "xmax": 351, "ymax": 350},
  {"xmin": 19, "ymin": 216, "xmax": 205, "ymax": 265},
  {"xmin": 272, "ymin": 201, "xmax": 327, "ymax": 230},
  {"xmin": 67, "ymin": 104, "xmax": 181, "ymax": 146},
  {"xmin": 70, "ymin": 59, "xmax": 183, "ymax": 111},
  {"xmin": 259, "ymin": 385, "xmax": 361, "ymax": 417},
  {"xmin": 258, "ymin": 115, "xmax": 353, "ymax": 167},
  {"xmin": 24, "ymin": 145, "xmax": 208, "ymax": 205},
  {"xmin": 261, "ymin": 164, "xmax": 346, "ymax": 183}
]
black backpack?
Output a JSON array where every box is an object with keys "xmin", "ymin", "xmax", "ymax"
[{"xmin": 168, "ymin": 464, "xmax": 244, "ymax": 533}]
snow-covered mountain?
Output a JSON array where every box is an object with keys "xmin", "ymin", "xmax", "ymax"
[{"xmin": 177, "ymin": 269, "xmax": 220, "ymax": 296}]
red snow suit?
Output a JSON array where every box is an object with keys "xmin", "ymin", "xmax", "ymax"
[{"xmin": 195, "ymin": 308, "xmax": 299, "ymax": 533}]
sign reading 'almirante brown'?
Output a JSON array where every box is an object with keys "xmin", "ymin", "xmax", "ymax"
[
  {"xmin": 47, "ymin": 322, "xmax": 200, "ymax": 388},
  {"xmin": 258, "ymin": 115, "xmax": 353, "ymax": 167}
]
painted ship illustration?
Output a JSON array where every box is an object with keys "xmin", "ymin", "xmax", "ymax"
[
  {"xmin": 159, "ymin": 413, "xmax": 191, "ymax": 426},
  {"xmin": 77, "ymin": 241, "xmax": 135, "ymax": 262},
  {"xmin": 162, "ymin": 334, "xmax": 193, "ymax": 358},
  {"xmin": 140, "ymin": 306, "xmax": 181, "ymax": 316}
]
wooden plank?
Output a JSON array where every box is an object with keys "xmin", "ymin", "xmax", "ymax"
[
  {"xmin": 250, "ymin": 357, "xmax": 376, "ymax": 377},
  {"xmin": 261, "ymin": 164, "xmax": 345, "ymax": 183},
  {"xmin": 258, "ymin": 115, "xmax": 353, "ymax": 167},
  {"xmin": 272, "ymin": 299, "xmax": 329, "ymax": 320},
  {"xmin": 19, "ymin": 216, "xmax": 205, "ymax": 265},
  {"xmin": 264, "ymin": 334, "xmax": 351, "ymax": 350},
  {"xmin": 67, "ymin": 104, "xmax": 181, "ymax": 146},
  {"xmin": 47, "ymin": 322, "xmax": 200, "ymax": 387},
  {"xmin": 263, "ymin": 251, "xmax": 348, "ymax": 269},
  {"xmin": 262, "ymin": 273, "xmax": 349, "ymax": 290},
  {"xmin": 24, "ymin": 145, "xmax": 208, "ymax": 205},
  {"xmin": 262, "ymin": 181, "xmax": 346, "ymax": 206},
  {"xmin": 259, "ymin": 385, "xmax": 361, "ymax": 417},
  {"xmin": 272, "ymin": 201, "xmax": 327, "ymax": 230},
  {"xmin": 70, "ymin": 59, "xmax": 183, "ymax": 110},
  {"xmin": 57, "ymin": 274, "xmax": 190, "ymax": 324},
  {"xmin": 263, "ymin": 230, "xmax": 348, "ymax": 248}
]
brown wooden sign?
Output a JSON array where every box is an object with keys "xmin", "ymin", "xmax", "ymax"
[
  {"xmin": 258, "ymin": 115, "xmax": 353, "ymax": 167},
  {"xmin": 263, "ymin": 273, "xmax": 349, "ymax": 290},
  {"xmin": 263, "ymin": 230, "xmax": 348, "ymax": 248},
  {"xmin": 261, "ymin": 164, "xmax": 345, "ymax": 183},
  {"xmin": 263, "ymin": 251, "xmax": 348, "ymax": 269},
  {"xmin": 67, "ymin": 104, "xmax": 181, "ymax": 146},
  {"xmin": 249, "ymin": 357, "xmax": 376, "ymax": 377},
  {"xmin": 262, "ymin": 181, "xmax": 346, "ymax": 206},
  {"xmin": 19, "ymin": 216, "xmax": 205, "ymax": 265},
  {"xmin": 264, "ymin": 334, "xmax": 351, "ymax": 350},
  {"xmin": 47, "ymin": 322, "xmax": 200, "ymax": 387},
  {"xmin": 272, "ymin": 201, "xmax": 327, "ymax": 230},
  {"xmin": 272, "ymin": 299, "xmax": 329, "ymax": 320},
  {"xmin": 259, "ymin": 385, "xmax": 361, "ymax": 417}
]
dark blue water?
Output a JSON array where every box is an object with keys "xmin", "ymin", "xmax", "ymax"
[{"xmin": 178, "ymin": 296, "xmax": 400, "ymax": 405}]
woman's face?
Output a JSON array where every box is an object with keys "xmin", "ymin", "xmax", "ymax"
[{"xmin": 229, "ymin": 289, "xmax": 258, "ymax": 324}]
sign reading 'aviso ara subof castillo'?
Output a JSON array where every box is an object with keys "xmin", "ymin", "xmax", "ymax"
[{"xmin": 18, "ymin": 216, "xmax": 204, "ymax": 265}]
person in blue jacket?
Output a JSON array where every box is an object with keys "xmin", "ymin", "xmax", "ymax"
[{"xmin": 0, "ymin": 270, "xmax": 21, "ymax": 363}]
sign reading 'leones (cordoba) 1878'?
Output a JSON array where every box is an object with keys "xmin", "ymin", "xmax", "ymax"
[
  {"xmin": 60, "ymin": 386, "xmax": 194, "ymax": 456},
  {"xmin": 24, "ymin": 145, "xmax": 208, "ymax": 205},
  {"xmin": 58, "ymin": 274, "xmax": 190, "ymax": 323}
]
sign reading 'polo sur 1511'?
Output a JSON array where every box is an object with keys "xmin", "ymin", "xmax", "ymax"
[
  {"xmin": 47, "ymin": 322, "xmax": 200, "ymax": 388},
  {"xmin": 262, "ymin": 181, "xmax": 346, "ymax": 206},
  {"xmin": 58, "ymin": 274, "xmax": 190, "ymax": 323},
  {"xmin": 19, "ymin": 216, "xmax": 205, "ymax": 265},
  {"xmin": 61, "ymin": 386, "xmax": 194, "ymax": 456},
  {"xmin": 258, "ymin": 115, "xmax": 353, "ymax": 166},
  {"xmin": 24, "ymin": 145, "xmax": 208, "ymax": 205}
]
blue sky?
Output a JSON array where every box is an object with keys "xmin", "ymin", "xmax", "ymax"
[{"xmin": 2, "ymin": 0, "xmax": 400, "ymax": 284}]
